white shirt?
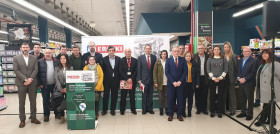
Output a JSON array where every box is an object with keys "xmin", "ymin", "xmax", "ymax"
[
  {"xmin": 161, "ymin": 59, "xmax": 167, "ymax": 85},
  {"xmin": 23, "ymin": 54, "xmax": 29, "ymax": 66},
  {"xmin": 199, "ymin": 54, "xmax": 205, "ymax": 76}
]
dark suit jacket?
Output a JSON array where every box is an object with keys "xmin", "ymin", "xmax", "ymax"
[
  {"xmin": 119, "ymin": 57, "xmax": 137, "ymax": 89},
  {"xmin": 193, "ymin": 52, "xmax": 210, "ymax": 85},
  {"xmin": 237, "ymin": 56, "xmax": 259, "ymax": 87},
  {"xmin": 190, "ymin": 60, "xmax": 200, "ymax": 89},
  {"xmin": 103, "ymin": 55, "xmax": 121, "ymax": 85},
  {"xmin": 228, "ymin": 54, "xmax": 238, "ymax": 84},
  {"xmin": 165, "ymin": 57, "xmax": 188, "ymax": 87},
  {"xmin": 13, "ymin": 54, "xmax": 38, "ymax": 87},
  {"xmin": 82, "ymin": 52, "xmax": 103, "ymax": 68},
  {"xmin": 137, "ymin": 54, "xmax": 157, "ymax": 85}
]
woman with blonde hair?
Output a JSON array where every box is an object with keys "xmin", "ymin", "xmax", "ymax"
[{"xmin": 223, "ymin": 42, "xmax": 238, "ymax": 116}]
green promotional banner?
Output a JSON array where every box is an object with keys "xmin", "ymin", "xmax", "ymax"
[{"xmin": 66, "ymin": 71, "xmax": 95, "ymax": 130}]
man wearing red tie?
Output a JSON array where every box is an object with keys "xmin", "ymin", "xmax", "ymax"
[
  {"xmin": 137, "ymin": 44, "xmax": 157, "ymax": 115},
  {"xmin": 165, "ymin": 46, "xmax": 188, "ymax": 121}
]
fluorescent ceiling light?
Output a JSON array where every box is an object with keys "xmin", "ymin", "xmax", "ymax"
[
  {"xmin": 49, "ymin": 40, "xmax": 66, "ymax": 45},
  {"xmin": 0, "ymin": 30, "xmax": 8, "ymax": 34},
  {"xmin": 32, "ymin": 37, "xmax": 39, "ymax": 40},
  {"xmin": 125, "ymin": 0, "xmax": 130, "ymax": 36},
  {"xmin": 12, "ymin": 0, "xmax": 89, "ymax": 36},
  {"xmin": 0, "ymin": 40, "xmax": 9, "ymax": 43},
  {"xmin": 233, "ymin": 3, "xmax": 263, "ymax": 17}
]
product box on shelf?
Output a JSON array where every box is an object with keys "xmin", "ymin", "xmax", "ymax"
[
  {"xmin": 0, "ymin": 97, "xmax": 7, "ymax": 108},
  {"xmin": 3, "ymin": 85, "xmax": 18, "ymax": 92}
]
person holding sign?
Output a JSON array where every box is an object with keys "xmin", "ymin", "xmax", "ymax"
[
  {"xmin": 165, "ymin": 46, "xmax": 188, "ymax": 121},
  {"xmin": 153, "ymin": 50, "xmax": 169, "ymax": 116},
  {"xmin": 119, "ymin": 48, "xmax": 138, "ymax": 115},
  {"xmin": 137, "ymin": 44, "xmax": 157, "ymax": 115},
  {"xmin": 83, "ymin": 55, "xmax": 104, "ymax": 120},
  {"xmin": 54, "ymin": 54, "xmax": 73, "ymax": 124},
  {"xmin": 102, "ymin": 46, "xmax": 121, "ymax": 116}
]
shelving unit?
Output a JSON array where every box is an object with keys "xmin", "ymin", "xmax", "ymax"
[{"xmin": 0, "ymin": 44, "xmax": 7, "ymax": 111}]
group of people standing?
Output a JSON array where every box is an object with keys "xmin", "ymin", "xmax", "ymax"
[{"xmin": 13, "ymin": 41, "xmax": 279, "ymax": 128}]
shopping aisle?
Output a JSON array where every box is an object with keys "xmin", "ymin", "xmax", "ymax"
[{"xmin": 0, "ymin": 94, "xmax": 278, "ymax": 134}]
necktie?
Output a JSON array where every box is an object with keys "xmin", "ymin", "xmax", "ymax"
[
  {"xmin": 127, "ymin": 58, "xmax": 131, "ymax": 68},
  {"xmin": 175, "ymin": 58, "xmax": 178, "ymax": 68},
  {"xmin": 147, "ymin": 55, "xmax": 150, "ymax": 70}
]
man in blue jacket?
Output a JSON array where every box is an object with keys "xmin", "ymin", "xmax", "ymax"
[{"xmin": 165, "ymin": 46, "xmax": 188, "ymax": 121}]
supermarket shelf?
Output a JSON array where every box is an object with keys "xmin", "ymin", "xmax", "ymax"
[
  {"xmin": 4, "ymin": 91, "xmax": 18, "ymax": 93},
  {"xmin": 0, "ymin": 94, "xmax": 4, "ymax": 97},
  {"xmin": 0, "ymin": 105, "xmax": 8, "ymax": 111},
  {"xmin": 3, "ymin": 83, "xmax": 16, "ymax": 85},
  {"xmin": 3, "ymin": 76, "xmax": 16, "ymax": 78}
]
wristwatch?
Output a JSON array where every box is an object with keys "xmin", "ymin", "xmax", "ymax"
[{"xmin": 24, "ymin": 79, "xmax": 27, "ymax": 82}]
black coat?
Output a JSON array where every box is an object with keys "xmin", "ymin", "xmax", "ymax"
[
  {"xmin": 137, "ymin": 54, "xmax": 157, "ymax": 85},
  {"xmin": 38, "ymin": 57, "xmax": 59, "ymax": 88},
  {"xmin": 237, "ymin": 56, "xmax": 259, "ymax": 87},
  {"xmin": 103, "ymin": 55, "xmax": 121, "ymax": 85},
  {"xmin": 193, "ymin": 52, "xmax": 210, "ymax": 85},
  {"xmin": 82, "ymin": 52, "xmax": 103, "ymax": 68},
  {"xmin": 119, "ymin": 57, "xmax": 137, "ymax": 89},
  {"xmin": 30, "ymin": 51, "xmax": 44, "ymax": 60},
  {"xmin": 189, "ymin": 60, "xmax": 200, "ymax": 89}
]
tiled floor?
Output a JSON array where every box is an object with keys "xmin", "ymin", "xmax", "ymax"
[{"xmin": 0, "ymin": 93, "xmax": 279, "ymax": 134}]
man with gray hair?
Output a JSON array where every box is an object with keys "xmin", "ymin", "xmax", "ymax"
[{"xmin": 38, "ymin": 49, "xmax": 60, "ymax": 122}]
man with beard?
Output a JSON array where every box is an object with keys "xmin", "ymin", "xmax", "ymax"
[
  {"xmin": 30, "ymin": 43, "xmax": 44, "ymax": 59},
  {"xmin": 13, "ymin": 43, "xmax": 41, "ymax": 128},
  {"xmin": 82, "ymin": 42, "xmax": 103, "ymax": 68}
]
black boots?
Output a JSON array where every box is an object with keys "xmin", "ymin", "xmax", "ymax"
[
  {"xmin": 165, "ymin": 108, "xmax": 169, "ymax": 116},
  {"xmin": 160, "ymin": 108, "xmax": 163, "ymax": 116}
]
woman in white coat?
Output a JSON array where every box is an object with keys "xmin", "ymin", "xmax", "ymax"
[{"xmin": 254, "ymin": 49, "xmax": 280, "ymax": 127}]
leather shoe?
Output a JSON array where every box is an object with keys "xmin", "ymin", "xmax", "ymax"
[
  {"xmin": 202, "ymin": 110, "xmax": 208, "ymax": 115},
  {"xmin": 142, "ymin": 110, "xmax": 147, "ymax": 115},
  {"xmin": 148, "ymin": 110, "xmax": 154, "ymax": 114},
  {"xmin": 19, "ymin": 121, "xmax": 25, "ymax": 128},
  {"xmin": 95, "ymin": 114, "xmax": 99, "ymax": 120},
  {"xmin": 196, "ymin": 110, "xmax": 201, "ymax": 114},
  {"xmin": 254, "ymin": 122, "xmax": 263, "ymax": 127},
  {"xmin": 254, "ymin": 103, "xmax": 261, "ymax": 107},
  {"xmin": 131, "ymin": 110, "xmax": 137, "ymax": 115},
  {"xmin": 229, "ymin": 112, "xmax": 235, "ymax": 116},
  {"xmin": 182, "ymin": 112, "xmax": 187, "ymax": 118},
  {"xmin": 111, "ymin": 111, "xmax": 115, "ymax": 116},
  {"xmin": 55, "ymin": 115, "xmax": 61, "ymax": 119},
  {"xmin": 44, "ymin": 116, "xmax": 49, "ymax": 122},
  {"xmin": 31, "ymin": 119, "xmax": 41, "ymax": 124},
  {"xmin": 177, "ymin": 116, "xmax": 184, "ymax": 121},
  {"xmin": 188, "ymin": 113, "xmax": 192, "ymax": 117},
  {"xmin": 236, "ymin": 113, "xmax": 247, "ymax": 118},
  {"xmin": 265, "ymin": 120, "xmax": 277, "ymax": 125},
  {"xmin": 246, "ymin": 116, "xmax": 253, "ymax": 120},
  {"xmin": 102, "ymin": 111, "xmax": 107, "ymax": 116},
  {"xmin": 120, "ymin": 111, "xmax": 125, "ymax": 115},
  {"xmin": 168, "ymin": 116, "xmax": 173, "ymax": 121},
  {"xmin": 218, "ymin": 113, "xmax": 222, "ymax": 118},
  {"xmin": 210, "ymin": 113, "xmax": 215, "ymax": 118}
]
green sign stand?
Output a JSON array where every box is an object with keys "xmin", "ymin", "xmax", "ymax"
[{"xmin": 66, "ymin": 71, "xmax": 96, "ymax": 130}]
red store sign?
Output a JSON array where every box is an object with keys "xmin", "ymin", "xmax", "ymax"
[{"xmin": 96, "ymin": 45, "xmax": 124, "ymax": 53}]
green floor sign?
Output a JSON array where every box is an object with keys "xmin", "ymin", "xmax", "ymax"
[{"xmin": 66, "ymin": 71, "xmax": 95, "ymax": 130}]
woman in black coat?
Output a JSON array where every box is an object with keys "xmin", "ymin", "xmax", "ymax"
[{"xmin": 182, "ymin": 51, "xmax": 200, "ymax": 117}]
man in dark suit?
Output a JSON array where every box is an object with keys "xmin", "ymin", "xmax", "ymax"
[
  {"xmin": 193, "ymin": 44, "xmax": 210, "ymax": 115},
  {"xmin": 119, "ymin": 48, "xmax": 137, "ymax": 115},
  {"xmin": 137, "ymin": 44, "xmax": 157, "ymax": 115},
  {"xmin": 82, "ymin": 42, "xmax": 103, "ymax": 68},
  {"xmin": 165, "ymin": 46, "xmax": 188, "ymax": 121},
  {"xmin": 102, "ymin": 46, "xmax": 121, "ymax": 116},
  {"xmin": 236, "ymin": 47, "xmax": 258, "ymax": 121},
  {"xmin": 13, "ymin": 43, "xmax": 41, "ymax": 128}
]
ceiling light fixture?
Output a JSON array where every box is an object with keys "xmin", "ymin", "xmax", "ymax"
[
  {"xmin": 12, "ymin": 0, "xmax": 89, "ymax": 36},
  {"xmin": 125, "ymin": 0, "xmax": 130, "ymax": 36},
  {"xmin": 233, "ymin": 3, "xmax": 263, "ymax": 17},
  {"xmin": 0, "ymin": 40, "xmax": 9, "ymax": 43},
  {"xmin": 0, "ymin": 30, "xmax": 9, "ymax": 34}
]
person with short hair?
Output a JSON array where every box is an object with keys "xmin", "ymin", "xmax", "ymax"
[
  {"xmin": 236, "ymin": 47, "xmax": 258, "ymax": 121},
  {"xmin": 102, "ymin": 46, "xmax": 121, "ymax": 116},
  {"xmin": 30, "ymin": 43, "xmax": 44, "ymax": 59},
  {"xmin": 207, "ymin": 46, "xmax": 228, "ymax": 118},
  {"xmin": 82, "ymin": 42, "xmax": 103, "ymax": 68},
  {"xmin": 38, "ymin": 49, "xmax": 60, "ymax": 122},
  {"xmin": 179, "ymin": 44, "xmax": 185, "ymax": 57},
  {"xmin": 182, "ymin": 51, "xmax": 200, "ymax": 117},
  {"xmin": 166, "ymin": 46, "xmax": 188, "ymax": 121},
  {"xmin": 137, "ymin": 44, "xmax": 157, "ymax": 115},
  {"xmin": 153, "ymin": 50, "xmax": 169, "ymax": 116},
  {"xmin": 56, "ymin": 45, "xmax": 68, "ymax": 61},
  {"xmin": 69, "ymin": 45, "xmax": 83, "ymax": 70},
  {"xmin": 13, "ymin": 43, "xmax": 41, "ymax": 128}
]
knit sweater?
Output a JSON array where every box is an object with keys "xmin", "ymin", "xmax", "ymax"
[{"xmin": 206, "ymin": 56, "xmax": 228, "ymax": 80}]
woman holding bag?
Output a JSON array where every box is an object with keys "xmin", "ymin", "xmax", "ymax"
[
  {"xmin": 83, "ymin": 55, "xmax": 104, "ymax": 120},
  {"xmin": 54, "ymin": 54, "xmax": 73, "ymax": 124}
]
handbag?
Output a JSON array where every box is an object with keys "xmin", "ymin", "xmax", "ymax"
[
  {"xmin": 49, "ymin": 96, "xmax": 63, "ymax": 111},
  {"xmin": 57, "ymin": 97, "xmax": 67, "ymax": 111}
]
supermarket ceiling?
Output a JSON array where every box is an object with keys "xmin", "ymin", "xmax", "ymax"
[{"xmin": 0, "ymin": 0, "xmax": 267, "ymax": 37}]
